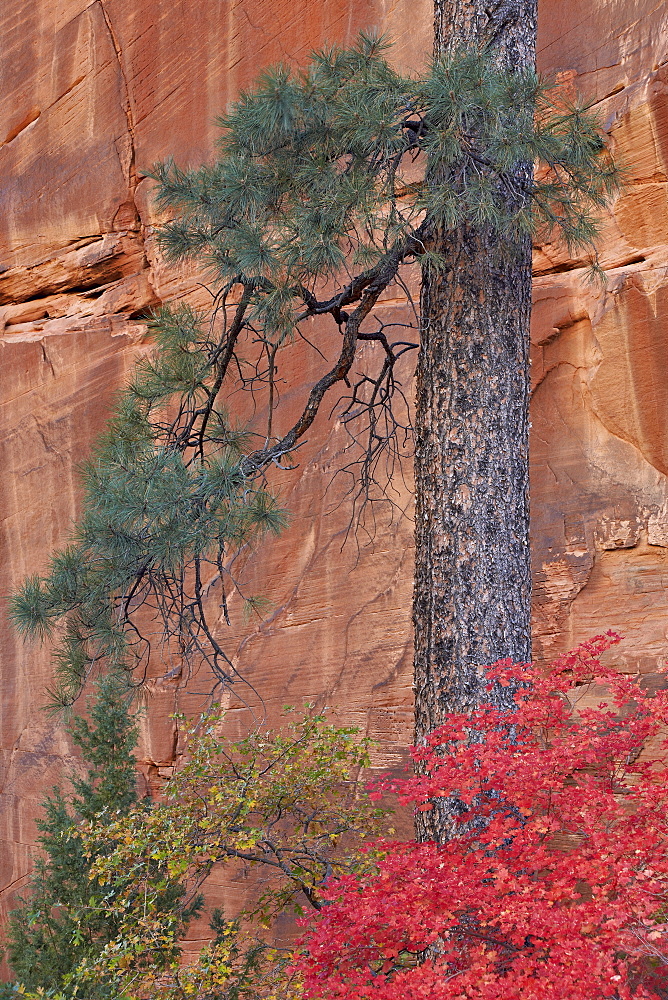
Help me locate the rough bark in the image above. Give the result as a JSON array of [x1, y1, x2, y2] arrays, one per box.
[[413, 1, 537, 765]]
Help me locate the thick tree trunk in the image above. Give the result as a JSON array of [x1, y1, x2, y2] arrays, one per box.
[[413, 1, 537, 770]]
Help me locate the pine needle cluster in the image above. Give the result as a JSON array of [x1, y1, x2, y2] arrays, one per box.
[[154, 34, 617, 285]]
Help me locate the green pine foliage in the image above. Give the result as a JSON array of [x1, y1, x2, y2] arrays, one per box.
[[0, 677, 200, 999], [8, 305, 287, 707], [153, 36, 617, 281], [9, 35, 619, 709]]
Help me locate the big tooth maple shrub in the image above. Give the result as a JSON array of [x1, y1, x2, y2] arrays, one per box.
[[297, 633, 668, 999]]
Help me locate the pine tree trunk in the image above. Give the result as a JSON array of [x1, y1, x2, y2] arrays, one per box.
[[413, 1, 537, 769]]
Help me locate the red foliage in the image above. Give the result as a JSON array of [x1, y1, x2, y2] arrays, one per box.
[[297, 634, 668, 999]]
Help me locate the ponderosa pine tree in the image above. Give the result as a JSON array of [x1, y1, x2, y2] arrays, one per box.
[[413, 2, 539, 839], [9, 35, 617, 724]]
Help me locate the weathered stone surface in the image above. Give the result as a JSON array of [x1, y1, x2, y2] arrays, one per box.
[[2, 0, 668, 958], [529, 3, 668, 669]]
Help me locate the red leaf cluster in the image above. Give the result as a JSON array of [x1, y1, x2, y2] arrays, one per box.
[[297, 634, 668, 999]]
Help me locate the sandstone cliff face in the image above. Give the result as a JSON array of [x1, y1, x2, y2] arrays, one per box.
[[1, 0, 668, 934], [532, 3, 668, 667]]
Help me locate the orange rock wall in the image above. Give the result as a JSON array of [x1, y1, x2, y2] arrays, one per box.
[[2, 0, 668, 935]]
